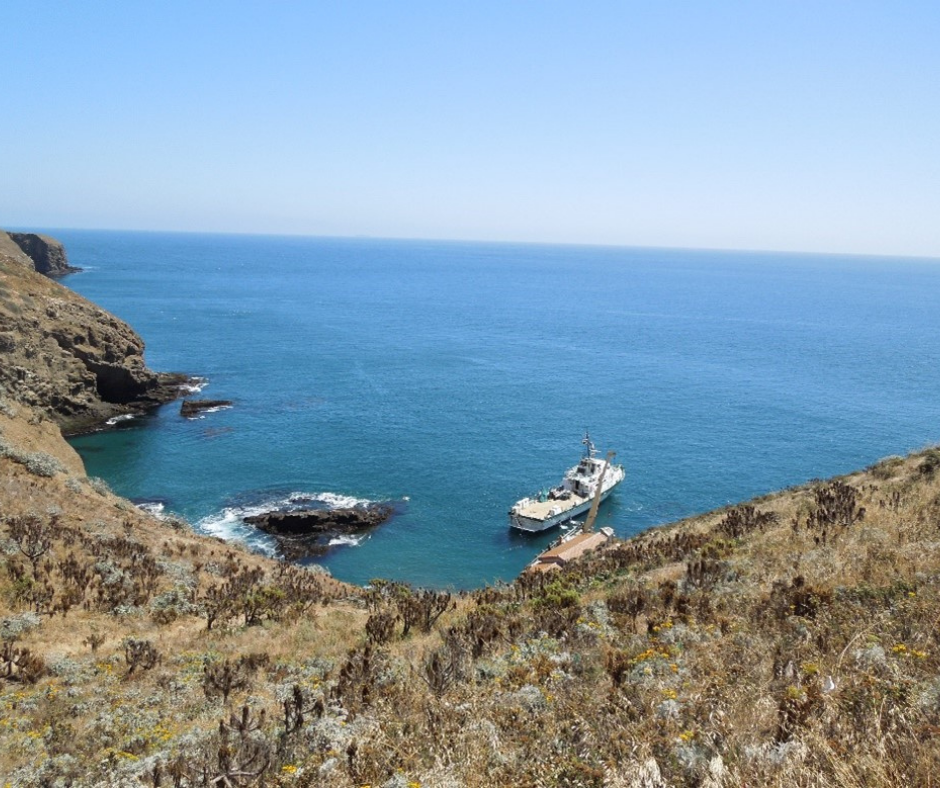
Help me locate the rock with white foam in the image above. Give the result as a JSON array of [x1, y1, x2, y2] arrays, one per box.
[[245, 504, 394, 560]]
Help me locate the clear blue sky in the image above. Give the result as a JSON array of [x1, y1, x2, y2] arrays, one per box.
[[3, 1, 939, 256]]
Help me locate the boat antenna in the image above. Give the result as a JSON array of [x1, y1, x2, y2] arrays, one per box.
[[583, 450, 615, 533], [582, 431, 596, 458]]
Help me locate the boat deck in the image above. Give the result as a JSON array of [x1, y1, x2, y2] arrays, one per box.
[[516, 493, 590, 521]]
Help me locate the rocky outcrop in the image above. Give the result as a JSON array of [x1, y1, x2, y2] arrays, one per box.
[[246, 505, 394, 559], [246, 506, 393, 535], [180, 399, 233, 417], [0, 229, 190, 433], [9, 232, 80, 276]]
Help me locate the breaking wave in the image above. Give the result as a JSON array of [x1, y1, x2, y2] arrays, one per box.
[[287, 491, 373, 509], [195, 490, 383, 553], [183, 403, 232, 420], [180, 377, 208, 395], [328, 534, 365, 547], [106, 413, 136, 426], [196, 502, 279, 555], [135, 501, 165, 518]]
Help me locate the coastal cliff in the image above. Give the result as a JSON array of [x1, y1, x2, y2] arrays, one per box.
[[7, 232, 79, 276], [0, 229, 188, 433]]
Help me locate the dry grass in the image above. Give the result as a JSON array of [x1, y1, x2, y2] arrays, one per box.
[[2, 436, 940, 786]]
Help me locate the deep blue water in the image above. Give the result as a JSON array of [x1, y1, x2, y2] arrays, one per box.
[[50, 230, 940, 588]]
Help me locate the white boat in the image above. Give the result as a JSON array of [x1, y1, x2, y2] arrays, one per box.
[[509, 434, 626, 532]]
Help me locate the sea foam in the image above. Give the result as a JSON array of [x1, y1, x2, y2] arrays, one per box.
[[196, 490, 378, 552], [180, 377, 209, 395], [135, 501, 165, 518], [328, 535, 365, 547]]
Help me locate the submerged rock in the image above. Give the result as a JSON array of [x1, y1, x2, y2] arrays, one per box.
[[245, 504, 394, 560], [180, 399, 233, 417]]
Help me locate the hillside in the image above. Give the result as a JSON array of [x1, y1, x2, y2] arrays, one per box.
[[1, 234, 939, 787]]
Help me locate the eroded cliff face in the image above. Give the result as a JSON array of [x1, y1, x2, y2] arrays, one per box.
[[8, 232, 79, 276], [0, 230, 187, 433]]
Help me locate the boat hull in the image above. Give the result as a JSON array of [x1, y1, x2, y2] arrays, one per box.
[[510, 481, 620, 533]]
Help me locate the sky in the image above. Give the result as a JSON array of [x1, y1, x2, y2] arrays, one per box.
[[3, 1, 940, 256]]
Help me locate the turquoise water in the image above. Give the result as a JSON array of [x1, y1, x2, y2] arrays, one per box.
[[55, 230, 940, 588]]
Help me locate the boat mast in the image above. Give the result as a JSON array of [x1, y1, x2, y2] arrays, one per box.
[[582, 431, 596, 458], [583, 450, 614, 534]]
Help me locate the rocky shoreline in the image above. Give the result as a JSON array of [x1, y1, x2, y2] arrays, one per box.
[[0, 229, 193, 433], [0, 229, 380, 561]]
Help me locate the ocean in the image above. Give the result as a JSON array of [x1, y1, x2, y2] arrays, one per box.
[[54, 230, 940, 589]]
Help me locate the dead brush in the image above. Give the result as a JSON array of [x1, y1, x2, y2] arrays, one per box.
[[5, 511, 54, 579], [331, 643, 389, 718], [150, 708, 272, 788], [203, 654, 269, 705], [452, 602, 518, 658], [761, 575, 834, 621], [7, 561, 56, 615], [715, 504, 777, 540], [272, 561, 325, 616], [417, 644, 463, 696], [657, 580, 695, 624], [807, 480, 866, 544], [83, 629, 105, 653], [604, 647, 633, 688], [603, 531, 713, 573], [55, 551, 92, 613], [684, 557, 728, 590], [371, 583, 454, 637], [213, 706, 272, 787], [200, 581, 234, 630], [123, 637, 160, 676], [607, 585, 649, 633], [279, 683, 325, 744], [0, 641, 45, 683], [365, 607, 397, 644]]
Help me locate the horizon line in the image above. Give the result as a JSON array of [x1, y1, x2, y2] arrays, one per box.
[[6, 223, 940, 265]]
